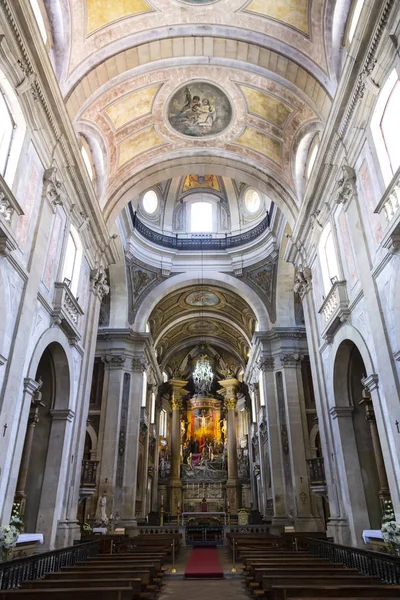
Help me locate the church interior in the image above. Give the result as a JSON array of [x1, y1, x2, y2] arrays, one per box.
[[1, 0, 400, 596]]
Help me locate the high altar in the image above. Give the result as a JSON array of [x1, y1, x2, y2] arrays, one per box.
[[157, 357, 251, 522]]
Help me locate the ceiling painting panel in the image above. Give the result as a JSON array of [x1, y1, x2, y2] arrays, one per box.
[[86, 0, 153, 35], [239, 85, 293, 128], [244, 0, 310, 35], [118, 126, 166, 167], [182, 175, 221, 192], [234, 127, 282, 164], [104, 84, 162, 131]]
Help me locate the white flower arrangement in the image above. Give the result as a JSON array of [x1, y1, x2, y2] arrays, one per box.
[[381, 521, 400, 545], [10, 503, 24, 532], [0, 525, 19, 552]]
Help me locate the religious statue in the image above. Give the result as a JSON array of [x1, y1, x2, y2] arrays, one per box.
[[99, 491, 108, 524], [196, 409, 211, 431], [201, 497, 208, 512]]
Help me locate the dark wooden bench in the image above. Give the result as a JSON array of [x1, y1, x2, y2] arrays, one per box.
[[0, 588, 133, 600], [268, 584, 400, 599], [22, 578, 142, 595]]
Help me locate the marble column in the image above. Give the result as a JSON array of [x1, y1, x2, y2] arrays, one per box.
[[169, 379, 187, 517], [329, 405, 370, 545], [219, 378, 241, 513], [14, 380, 42, 515], [259, 359, 287, 523], [279, 354, 317, 530], [122, 357, 147, 528], [360, 379, 390, 506]]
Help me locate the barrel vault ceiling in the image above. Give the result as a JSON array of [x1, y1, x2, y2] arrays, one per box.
[[48, 0, 345, 224]]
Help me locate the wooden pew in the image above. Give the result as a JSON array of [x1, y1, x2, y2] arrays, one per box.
[[45, 569, 152, 588], [22, 578, 143, 596], [267, 584, 400, 599], [0, 588, 133, 600]]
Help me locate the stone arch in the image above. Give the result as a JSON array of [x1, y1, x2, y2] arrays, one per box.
[[27, 327, 74, 407], [132, 272, 271, 333], [104, 155, 299, 228], [85, 423, 98, 460]]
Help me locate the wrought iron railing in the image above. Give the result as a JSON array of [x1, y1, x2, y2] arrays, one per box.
[[0, 540, 99, 589], [80, 460, 99, 487], [307, 457, 326, 485], [308, 538, 400, 584], [129, 205, 272, 251]]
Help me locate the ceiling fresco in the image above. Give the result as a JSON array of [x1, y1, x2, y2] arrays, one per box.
[[167, 83, 233, 138], [49, 0, 343, 224]]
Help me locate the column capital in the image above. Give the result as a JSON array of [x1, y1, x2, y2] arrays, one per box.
[[23, 377, 39, 397], [224, 397, 237, 410], [90, 264, 110, 300], [131, 357, 148, 372], [102, 354, 126, 370], [257, 356, 275, 372], [218, 377, 239, 401], [50, 408, 75, 422], [170, 379, 188, 409], [279, 353, 303, 368], [171, 397, 183, 410], [293, 265, 312, 299], [361, 373, 379, 392], [329, 406, 354, 420]]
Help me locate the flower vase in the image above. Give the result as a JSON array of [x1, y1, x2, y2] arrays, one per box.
[[0, 548, 11, 563]]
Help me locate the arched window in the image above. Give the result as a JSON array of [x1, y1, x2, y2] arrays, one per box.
[[190, 201, 213, 232], [81, 145, 94, 181], [62, 225, 83, 296], [371, 70, 400, 185], [305, 135, 319, 179], [0, 69, 26, 185], [319, 224, 340, 294], [30, 0, 48, 45], [159, 409, 167, 438], [348, 0, 365, 44]]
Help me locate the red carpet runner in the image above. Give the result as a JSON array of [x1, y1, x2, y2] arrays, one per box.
[[184, 547, 224, 579]]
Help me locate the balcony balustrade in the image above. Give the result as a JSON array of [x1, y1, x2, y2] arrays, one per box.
[[318, 281, 350, 342], [375, 168, 400, 253], [0, 177, 24, 256], [52, 282, 83, 344], [80, 460, 99, 487]]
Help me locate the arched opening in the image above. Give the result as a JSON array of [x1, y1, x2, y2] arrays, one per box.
[[15, 342, 71, 542], [333, 340, 386, 535]]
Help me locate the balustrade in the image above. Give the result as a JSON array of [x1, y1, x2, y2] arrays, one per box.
[[52, 282, 83, 344], [0, 541, 99, 589], [80, 460, 99, 487], [308, 538, 400, 584], [375, 170, 400, 228], [318, 281, 350, 342], [307, 457, 326, 485]]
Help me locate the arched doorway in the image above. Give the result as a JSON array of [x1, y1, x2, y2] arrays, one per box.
[[15, 342, 71, 539], [333, 340, 387, 539]]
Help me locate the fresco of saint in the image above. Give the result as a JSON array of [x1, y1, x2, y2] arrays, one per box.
[[168, 82, 232, 138]]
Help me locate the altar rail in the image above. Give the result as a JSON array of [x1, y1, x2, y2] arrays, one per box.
[[227, 525, 270, 534], [0, 540, 99, 590], [137, 527, 180, 535], [308, 538, 400, 584]]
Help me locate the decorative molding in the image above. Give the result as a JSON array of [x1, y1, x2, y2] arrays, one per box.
[[125, 253, 169, 324], [234, 258, 277, 322], [49, 409, 75, 422], [394, 351, 400, 362], [293, 264, 312, 299], [90, 265, 110, 301], [23, 377, 39, 396], [361, 373, 379, 393], [331, 166, 357, 206], [43, 167, 68, 209], [0, 354, 6, 366], [329, 406, 354, 419]]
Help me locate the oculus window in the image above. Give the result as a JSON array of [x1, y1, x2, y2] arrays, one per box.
[[142, 190, 159, 215], [244, 189, 261, 214]]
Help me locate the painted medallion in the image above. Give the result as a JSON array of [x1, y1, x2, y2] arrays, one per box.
[[185, 291, 220, 306], [178, 0, 218, 4], [168, 82, 232, 138]]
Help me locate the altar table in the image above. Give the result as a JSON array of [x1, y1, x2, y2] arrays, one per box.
[[181, 511, 226, 526]]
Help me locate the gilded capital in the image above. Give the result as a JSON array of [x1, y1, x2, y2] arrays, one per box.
[[224, 397, 237, 410], [171, 397, 183, 410]]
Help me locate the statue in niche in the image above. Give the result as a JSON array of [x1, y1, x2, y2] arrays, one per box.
[[99, 491, 108, 525]]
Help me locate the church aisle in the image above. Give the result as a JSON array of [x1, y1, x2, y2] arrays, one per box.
[[159, 578, 249, 600]]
